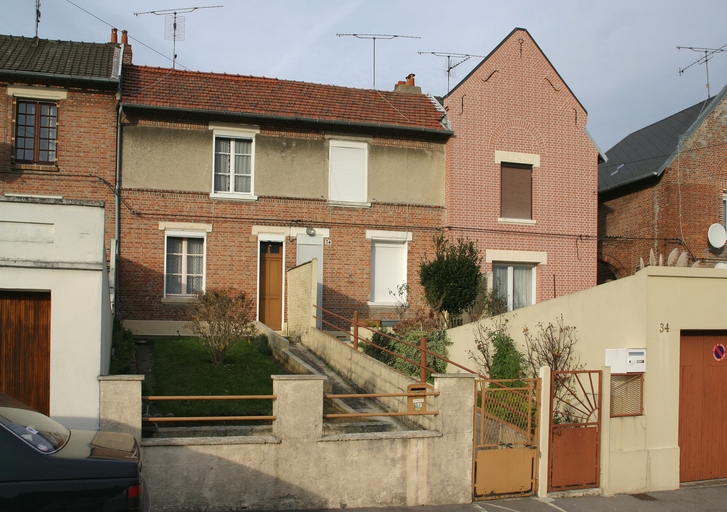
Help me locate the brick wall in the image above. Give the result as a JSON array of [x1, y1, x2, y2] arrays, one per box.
[[0, 82, 119, 263], [443, 29, 599, 301], [599, 98, 727, 276]]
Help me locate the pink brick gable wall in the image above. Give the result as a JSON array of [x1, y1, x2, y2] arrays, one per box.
[[443, 29, 598, 302], [599, 96, 727, 276]]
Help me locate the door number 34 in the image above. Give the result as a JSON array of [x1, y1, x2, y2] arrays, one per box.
[[659, 323, 670, 333]]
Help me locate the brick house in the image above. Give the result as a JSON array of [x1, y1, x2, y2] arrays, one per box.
[[117, 65, 451, 334], [0, 34, 122, 424], [598, 83, 727, 281], [0, 34, 122, 260], [443, 28, 601, 311]]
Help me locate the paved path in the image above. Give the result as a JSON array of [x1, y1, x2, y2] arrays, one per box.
[[272, 480, 727, 512]]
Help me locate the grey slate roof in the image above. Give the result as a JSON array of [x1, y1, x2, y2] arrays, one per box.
[[598, 83, 727, 193], [0, 35, 121, 81]]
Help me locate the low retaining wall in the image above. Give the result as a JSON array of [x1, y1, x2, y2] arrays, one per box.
[[301, 328, 437, 430], [137, 374, 474, 510]]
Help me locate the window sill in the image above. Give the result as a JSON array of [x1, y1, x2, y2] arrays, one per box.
[[9, 164, 59, 173], [161, 296, 195, 305], [210, 192, 258, 202], [328, 200, 371, 209], [367, 301, 397, 308], [498, 217, 536, 225]]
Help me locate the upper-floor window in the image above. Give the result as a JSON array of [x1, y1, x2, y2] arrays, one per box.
[[500, 163, 532, 220], [15, 101, 57, 164], [210, 124, 258, 199], [329, 140, 368, 204]]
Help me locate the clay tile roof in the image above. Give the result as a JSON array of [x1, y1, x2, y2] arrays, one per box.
[[121, 65, 450, 133], [0, 35, 121, 80]]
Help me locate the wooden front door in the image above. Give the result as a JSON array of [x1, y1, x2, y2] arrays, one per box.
[[679, 330, 727, 482], [0, 291, 51, 414], [259, 241, 283, 330]]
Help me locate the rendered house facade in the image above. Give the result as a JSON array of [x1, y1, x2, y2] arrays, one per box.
[[443, 28, 601, 311], [598, 84, 727, 280]]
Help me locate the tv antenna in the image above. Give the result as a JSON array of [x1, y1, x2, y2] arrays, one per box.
[[677, 43, 727, 98], [337, 33, 420, 89], [134, 5, 223, 69], [35, 0, 41, 39], [419, 52, 484, 94]]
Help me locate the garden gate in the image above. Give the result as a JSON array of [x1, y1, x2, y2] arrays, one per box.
[[548, 370, 602, 492], [473, 378, 540, 500]]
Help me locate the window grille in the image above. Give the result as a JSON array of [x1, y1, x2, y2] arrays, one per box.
[[610, 373, 643, 417]]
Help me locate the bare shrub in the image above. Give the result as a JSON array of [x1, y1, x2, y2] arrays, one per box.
[[188, 287, 258, 365]]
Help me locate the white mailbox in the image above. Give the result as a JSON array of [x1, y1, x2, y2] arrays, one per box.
[[605, 348, 646, 373]]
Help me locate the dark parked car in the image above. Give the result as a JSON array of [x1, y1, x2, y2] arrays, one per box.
[[0, 392, 149, 511]]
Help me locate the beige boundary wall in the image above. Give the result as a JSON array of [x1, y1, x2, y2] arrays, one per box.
[[447, 266, 727, 495], [100, 374, 475, 510]]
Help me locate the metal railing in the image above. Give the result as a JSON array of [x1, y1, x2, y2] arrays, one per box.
[[141, 395, 276, 423], [314, 305, 482, 383]]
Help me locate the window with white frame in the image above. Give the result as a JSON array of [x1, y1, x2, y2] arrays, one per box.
[[367, 231, 410, 305], [210, 125, 258, 198], [165, 233, 205, 297], [492, 263, 534, 311], [329, 139, 368, 204]]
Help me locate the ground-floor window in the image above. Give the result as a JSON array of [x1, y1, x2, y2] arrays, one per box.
[[492, 263, 534, 311], [366, 230, 411, 305], [165, 234, 205, 297]]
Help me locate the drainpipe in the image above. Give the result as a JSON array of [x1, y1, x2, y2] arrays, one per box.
[[114, 99, 123, 316]]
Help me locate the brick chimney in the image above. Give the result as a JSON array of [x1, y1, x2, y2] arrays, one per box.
[[394, 73, 422, 94], [121, 30, 132, 65]]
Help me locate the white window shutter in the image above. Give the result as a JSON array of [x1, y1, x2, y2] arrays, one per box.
[[330, 143, 367, 203]]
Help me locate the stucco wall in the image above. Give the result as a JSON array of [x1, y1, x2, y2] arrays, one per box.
[[137, 374, 474, 510], [286, 259, 317, 337], [447, 267, 727, 494], [121, 124, 445, 206], [0, 198, 109, 430]]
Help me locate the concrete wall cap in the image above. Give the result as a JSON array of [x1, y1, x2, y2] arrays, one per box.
[[98, 375, 145, 381], [320, 430, 442, 442], [142, 435, 280, 447], [272, 374, 326, 381]]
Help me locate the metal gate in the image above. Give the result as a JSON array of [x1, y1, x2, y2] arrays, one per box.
[[548, 370, 601, 492], [473, 378, 540, 500]]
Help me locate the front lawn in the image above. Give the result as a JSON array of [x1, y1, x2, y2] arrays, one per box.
[[142, 336, 287, 419]]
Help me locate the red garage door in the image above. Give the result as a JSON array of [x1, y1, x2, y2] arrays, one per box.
[[0, 291, 51, 414], [679, 330, 727, 482]]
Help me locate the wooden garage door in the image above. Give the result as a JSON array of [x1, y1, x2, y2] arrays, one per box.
[[0, 291, 51, 414], [679, 330, 727, 482]]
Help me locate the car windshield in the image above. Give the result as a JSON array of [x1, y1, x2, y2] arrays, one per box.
[[0, 406, 70, 453]]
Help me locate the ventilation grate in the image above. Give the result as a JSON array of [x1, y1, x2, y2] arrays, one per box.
[[611, 373, 644, 417]]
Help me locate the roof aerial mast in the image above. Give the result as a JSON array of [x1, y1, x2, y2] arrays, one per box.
[[134, 5, 223, 69], [337, 33, 420, 89], [677, 43, 727, 99], [418, 52, 484, 94]]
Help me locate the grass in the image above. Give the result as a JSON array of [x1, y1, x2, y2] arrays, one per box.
[[144, 335, 287, 419]]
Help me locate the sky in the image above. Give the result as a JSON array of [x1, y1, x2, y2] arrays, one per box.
[[2, 0, 727, 151]]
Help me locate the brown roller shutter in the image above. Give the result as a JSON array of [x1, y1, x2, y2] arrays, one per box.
[[501, 164, 532, 220]]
